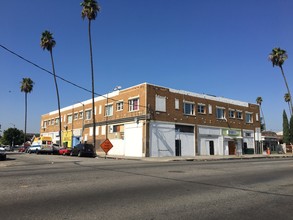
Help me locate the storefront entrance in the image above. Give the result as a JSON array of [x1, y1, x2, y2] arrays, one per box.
[[228, 141, 235, 155]]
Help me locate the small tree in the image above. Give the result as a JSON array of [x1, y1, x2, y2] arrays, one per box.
[[1, 128, 24, 146], [283, 110, 290, 144], [289, 115, 293, 144]]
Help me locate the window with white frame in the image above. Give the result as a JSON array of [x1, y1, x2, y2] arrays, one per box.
[[105, 104, 113, 116], [55, 118, 59, 125], [155, 95, 166, 112], [74, 113, 78, 120], [116, 101, 123, 111], [197, 104, 206, 114], [67, 115, 72, 124], [256, 113, 259, 121], [229, 109, 235, 118], [129, 98, 139, 112], [175, 99, 180, 110], [184, 102, 195, 115], [43, 121, 47, 128], [85, 109, 92, 120], [246, 112, 253, 123], [236, 111, 243, 119], [51, 119, 55, 125], [216, 107, 225, 119]]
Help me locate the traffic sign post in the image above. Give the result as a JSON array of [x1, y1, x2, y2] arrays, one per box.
[[100, 138, 113, 158]]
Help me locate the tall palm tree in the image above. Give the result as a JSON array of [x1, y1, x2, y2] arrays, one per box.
[[284, 93, 292, 117], [40, 30, 62, 147], [269, 48, 293, 115], [81, 0, 100, 149], [256, 96, 266, 131], [20, 77, 34, 144]]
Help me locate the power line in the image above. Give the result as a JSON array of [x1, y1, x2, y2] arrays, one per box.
[[0, 43, 147, 109]]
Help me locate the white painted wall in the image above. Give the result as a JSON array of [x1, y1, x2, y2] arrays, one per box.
[[124, 122, 143, 157], [150, 122, 195, 157]]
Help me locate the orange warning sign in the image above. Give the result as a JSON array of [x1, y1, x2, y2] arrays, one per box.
[[100, 139, 113, 154]]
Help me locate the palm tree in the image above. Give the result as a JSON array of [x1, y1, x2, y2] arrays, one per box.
[[284, 93, 292, 117], [269, 48, 293, 115], [81, 0, 100, 149], [40, 30, 62, 147], [20, 78, 34, 144], [256, 96, 266, 131]]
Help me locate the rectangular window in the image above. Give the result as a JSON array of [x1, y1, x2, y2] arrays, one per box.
[[208, 104, 212, 114], [155, 95, 166, 112], [229, 109, 235, 118], [197, 104, 206, 114], [85, 110, 92, 120], [67, 115, 72, 124], [129, 98, 139, 112], [43, 121, 47, 128], [256, 113, 259, 122], [105, 104, 113, 116], [246, 112, 253, 123], [216, 107, 225, 119], [51, 119, 55, 125], [74, 113, 78, 120], [184, 102, 195, 115], [55, 118, 59, 125], [236, 111, 243, 119], [175, 99, 180, 110], [116, 101, 124, 111], [48, 120, 51, 126], [79, 111, 83, 119]]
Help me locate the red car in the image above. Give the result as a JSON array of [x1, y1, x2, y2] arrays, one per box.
[[59, 147, 72, 156], [19, 146, 28, 153]]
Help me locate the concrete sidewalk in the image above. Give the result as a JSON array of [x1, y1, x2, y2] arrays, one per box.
[[99, 153, 293, 162]]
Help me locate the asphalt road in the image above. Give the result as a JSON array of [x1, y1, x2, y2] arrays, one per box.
[[1, 153, 293, 220]]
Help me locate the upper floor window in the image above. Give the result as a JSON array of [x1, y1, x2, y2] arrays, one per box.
[[51, 119, 55, 125], [184, 102, 195, 115], [216, 107, 225, 119], [55, 118, 59, 125], [67, 115, 72, 124], [175, 98, 180, 110], [155, 95, 166, 112], [246, 112, 253, 123], [79, 111, 83, 119], [229, 109, 235, 118], [236, 111, 243, 119], [197, 104, 206, 114], [85, 109, 92, 120], [74, 113, 78, 120], [116, 101, 123, 111], [105, 104, 113, 116], [129, 98, 139, 112]]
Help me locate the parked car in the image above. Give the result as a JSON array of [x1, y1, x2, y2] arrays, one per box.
[[59, 147, 72, 156], [19, 146, 29, 153], [70, 143, 96, 157], [28, 145, 41, 154], [0, 147, 6, 160]]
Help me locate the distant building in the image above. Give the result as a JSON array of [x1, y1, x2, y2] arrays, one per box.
[[40, 83, 261, 157]]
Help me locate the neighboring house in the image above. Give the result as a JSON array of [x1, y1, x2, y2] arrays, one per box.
[[40, 83, 261, 157]]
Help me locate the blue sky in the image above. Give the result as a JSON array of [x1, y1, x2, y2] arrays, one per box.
[[0, 0, 292, 133]]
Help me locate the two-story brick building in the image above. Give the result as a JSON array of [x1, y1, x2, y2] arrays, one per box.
[[40, 83, 261, 157]]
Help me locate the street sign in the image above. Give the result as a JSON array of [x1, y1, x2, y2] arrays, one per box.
[[100, 138, 113, 154]]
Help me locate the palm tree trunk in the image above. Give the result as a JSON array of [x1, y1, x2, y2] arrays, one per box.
[[24, 92, 27, 144], [88, 19, 96, 149], [50, 50, 62, 147], [280, 66, 293, 116], [260, 106, 266, 130]]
